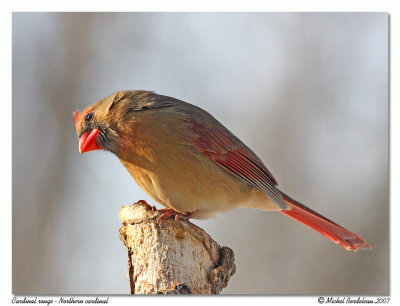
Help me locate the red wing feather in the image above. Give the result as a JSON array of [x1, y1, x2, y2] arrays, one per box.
[[190, 123, 287, 209]]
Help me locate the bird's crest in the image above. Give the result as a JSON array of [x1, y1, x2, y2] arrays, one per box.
[[73, 109, 81, 126]]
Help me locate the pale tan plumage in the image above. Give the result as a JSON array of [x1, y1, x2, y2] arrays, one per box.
[[75, 90, 279, 219], [74, 90, 370, 250]]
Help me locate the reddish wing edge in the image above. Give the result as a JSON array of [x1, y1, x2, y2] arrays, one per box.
[[189, 122, 287, 210], [187, 120, 370, 251], [281, 192, 371, 251]]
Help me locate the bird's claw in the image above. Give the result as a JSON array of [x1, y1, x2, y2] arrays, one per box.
[[157, 209, 197, 223], [135, 200, 156, 211]]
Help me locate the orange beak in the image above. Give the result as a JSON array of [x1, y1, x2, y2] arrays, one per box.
[[79, 129, 100, 153]]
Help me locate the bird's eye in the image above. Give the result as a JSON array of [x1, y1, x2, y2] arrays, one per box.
[[86, 113, 93, 122]]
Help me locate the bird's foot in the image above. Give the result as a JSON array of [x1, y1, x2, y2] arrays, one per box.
[[157, 208, 200, 223], [135, 200, 156, 211]]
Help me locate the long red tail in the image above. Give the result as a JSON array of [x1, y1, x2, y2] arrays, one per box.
[[280, 193, 371, 251]]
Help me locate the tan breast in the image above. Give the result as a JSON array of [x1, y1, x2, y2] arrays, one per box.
[[115, 110, 279, 218]]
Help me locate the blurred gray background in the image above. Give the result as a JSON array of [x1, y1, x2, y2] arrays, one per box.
[[12, 13, 388, 295]]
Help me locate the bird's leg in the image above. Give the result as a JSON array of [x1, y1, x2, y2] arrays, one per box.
[[157, 208, 175, 223], [157, 208, 200, 223]]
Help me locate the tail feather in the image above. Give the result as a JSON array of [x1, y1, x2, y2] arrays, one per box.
[[280, 193, 371, 251]]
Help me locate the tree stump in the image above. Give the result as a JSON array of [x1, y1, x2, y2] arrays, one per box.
[[119, 201, 236, 294]]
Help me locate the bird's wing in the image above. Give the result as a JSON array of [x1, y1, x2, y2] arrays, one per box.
[[189, 122, 287, 210]]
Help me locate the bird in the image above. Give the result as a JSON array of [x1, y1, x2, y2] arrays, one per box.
[[73, 90, 370, 251]]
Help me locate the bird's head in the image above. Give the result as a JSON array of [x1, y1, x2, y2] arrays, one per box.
[[73, 91, 128, 155], [74, 90, 180, 157]]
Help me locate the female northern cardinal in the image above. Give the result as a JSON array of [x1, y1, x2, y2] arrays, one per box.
[[74, 90, 370, 251]]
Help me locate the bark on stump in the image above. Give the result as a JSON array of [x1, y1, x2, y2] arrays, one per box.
[[119, 201, 236, 294]]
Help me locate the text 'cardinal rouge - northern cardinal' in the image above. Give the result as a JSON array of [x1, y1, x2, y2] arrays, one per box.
[[73, 90, 370, 251]]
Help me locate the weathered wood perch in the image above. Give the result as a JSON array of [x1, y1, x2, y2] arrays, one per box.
[[119, 201, 236, 294]]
